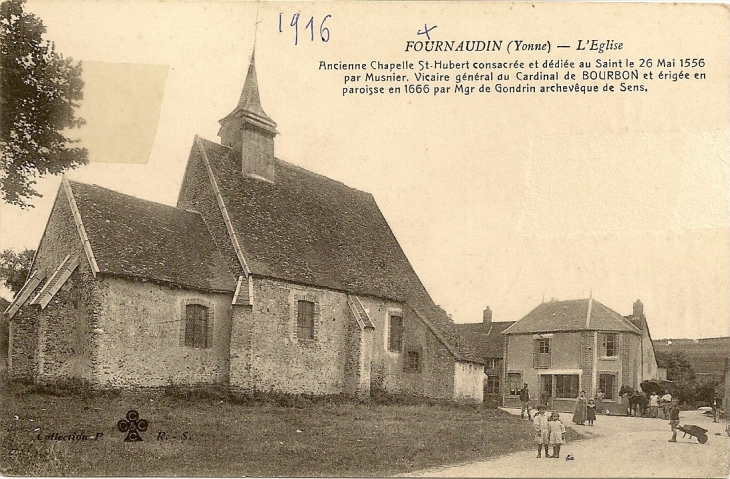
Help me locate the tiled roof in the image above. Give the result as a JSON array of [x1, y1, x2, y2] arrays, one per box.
[[194, 138, 482, 363], [454, 321, 515, 359], [68, 181, 235, 293], [503, 298, 641, 335]]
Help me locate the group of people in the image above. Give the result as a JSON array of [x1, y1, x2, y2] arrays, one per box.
[[519, 383, 681, 451], [532, 404, 566, 458], [648, 390, 673, 419], [571, 390, 598, 426]]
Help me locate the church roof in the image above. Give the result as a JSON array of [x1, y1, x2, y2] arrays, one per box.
[[189, 138, 482, 363], [68, 180, 235, 293], [454, 321, 515, 359], [502, 298, 641, 335]]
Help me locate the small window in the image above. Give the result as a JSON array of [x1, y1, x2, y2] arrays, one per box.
[[555, 374, 579, 399], [507, 372, 522, 396], [486, 375, 500, 395], [602, 333, 618, 357], [297, 300, 315, 340], [486, 358, 499, 370], [388, 314, 403, 352], [185, 304, 209, 348], [404, 351, 420, 371], [538, 339, 550, 353]]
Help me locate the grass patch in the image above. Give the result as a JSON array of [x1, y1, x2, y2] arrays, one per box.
[[0, 382, 584, 476]]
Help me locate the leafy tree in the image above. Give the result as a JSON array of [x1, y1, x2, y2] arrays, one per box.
[[657, 350, 700, 405], [0, 248, 34, 295], [0, 0, 87, 208], [656, 350, 694, 380]]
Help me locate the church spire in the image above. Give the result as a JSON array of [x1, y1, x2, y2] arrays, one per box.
[[218, 50, 277, 182], [233, 52, 277, 131]]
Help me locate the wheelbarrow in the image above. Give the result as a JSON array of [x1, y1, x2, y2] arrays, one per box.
[[677, 424, 708, 444]]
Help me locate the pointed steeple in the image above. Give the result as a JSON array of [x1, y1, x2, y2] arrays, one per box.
[[235, 55, 275, 126], [220, 51, 277, 136], [218, 50, 277, 182]]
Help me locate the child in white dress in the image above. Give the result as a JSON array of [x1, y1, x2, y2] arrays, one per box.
[[548, 412, 566, 458]]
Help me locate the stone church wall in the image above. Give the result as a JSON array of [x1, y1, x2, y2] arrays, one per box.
[[230, 276, 351, 394], [228, 276, 457, 398], [94, 276, 233, 387], [9, 186, 98, 383]]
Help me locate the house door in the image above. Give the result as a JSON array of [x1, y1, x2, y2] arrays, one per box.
[[540, 374, 553, 408]]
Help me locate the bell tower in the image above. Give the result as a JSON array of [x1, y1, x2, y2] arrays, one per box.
[[218, 52, 278, 182]]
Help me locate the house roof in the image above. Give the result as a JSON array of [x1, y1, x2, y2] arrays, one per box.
[[503, 298, 641, 335], [67, 180, 235, 293], [454, 321, 516, 359], [190, 138, 482, 363]]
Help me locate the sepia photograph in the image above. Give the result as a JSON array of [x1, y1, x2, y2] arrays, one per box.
[[0, 1, 728, 476]]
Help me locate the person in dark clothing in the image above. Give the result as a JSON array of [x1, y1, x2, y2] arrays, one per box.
[[520, 383, 531, 419], [668, 398, 680, 442]]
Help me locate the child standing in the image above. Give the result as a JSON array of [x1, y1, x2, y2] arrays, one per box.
[[533, 404, 550, 458], [548, 412, 566, 458], [587, 398, 597, 426]]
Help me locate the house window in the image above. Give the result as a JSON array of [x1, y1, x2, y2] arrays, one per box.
[[507, 372, 522, 396], [297, 300, 315, 340], [555, 374, 579, 399], [599, 373, 616, 400], [404, 351, 420, 371], [601, 333, 618, 357], [533, 338, 551, 368], [388, 314, 403, 352], [486, 375, 500, 395], [486, 358, 499, 370], [185, 304, 209, 348]]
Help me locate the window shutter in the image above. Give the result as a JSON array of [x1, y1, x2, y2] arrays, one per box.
[[533, 339, 539, 368], [206, 307, 214, 348], [179, 305, 187, 347], [184, 307, 194, 347]]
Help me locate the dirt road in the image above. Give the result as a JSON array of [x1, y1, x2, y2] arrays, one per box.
[[404, 408, 730, 478]]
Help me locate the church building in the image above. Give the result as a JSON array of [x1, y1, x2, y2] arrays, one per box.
[[5, 55, 484, 401]]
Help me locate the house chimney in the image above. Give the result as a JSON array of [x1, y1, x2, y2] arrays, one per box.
[[218, 51, 278, 182], [633, 299, 644, 318], [483, 306, 492, 328]]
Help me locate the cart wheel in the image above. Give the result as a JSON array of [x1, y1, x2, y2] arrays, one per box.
[[697, 433, 708, 444]]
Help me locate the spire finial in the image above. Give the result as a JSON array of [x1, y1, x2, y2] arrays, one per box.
[[253, 1, 262, 52]]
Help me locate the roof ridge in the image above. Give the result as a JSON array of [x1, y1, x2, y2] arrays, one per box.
[[68, 180, 204, 219]]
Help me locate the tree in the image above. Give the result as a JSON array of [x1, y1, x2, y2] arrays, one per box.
[[657, 350, 699, 405], [0, 0, 87, 208], [0, 248, 34, 295]]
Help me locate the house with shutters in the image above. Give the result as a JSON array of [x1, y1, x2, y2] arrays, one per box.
[[4, 54, 485, 401], [454, 306, 514, 406], [502, 298, 659, 413]]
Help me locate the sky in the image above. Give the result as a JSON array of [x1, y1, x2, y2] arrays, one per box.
[[1, 1, 728, 340]]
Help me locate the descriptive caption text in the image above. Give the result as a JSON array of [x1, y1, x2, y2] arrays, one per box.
[[322, 55, 706, 97], [276, 16, 708, 98]]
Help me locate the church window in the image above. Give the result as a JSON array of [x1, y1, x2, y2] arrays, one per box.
[[185, 304, 210, 348], [297, 300, 315, 340], [388, 314, 403, 352], [404, 350, 420, 371]]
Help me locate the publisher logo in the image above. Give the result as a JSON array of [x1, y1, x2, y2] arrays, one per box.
[[117, 410, 148, 442]]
